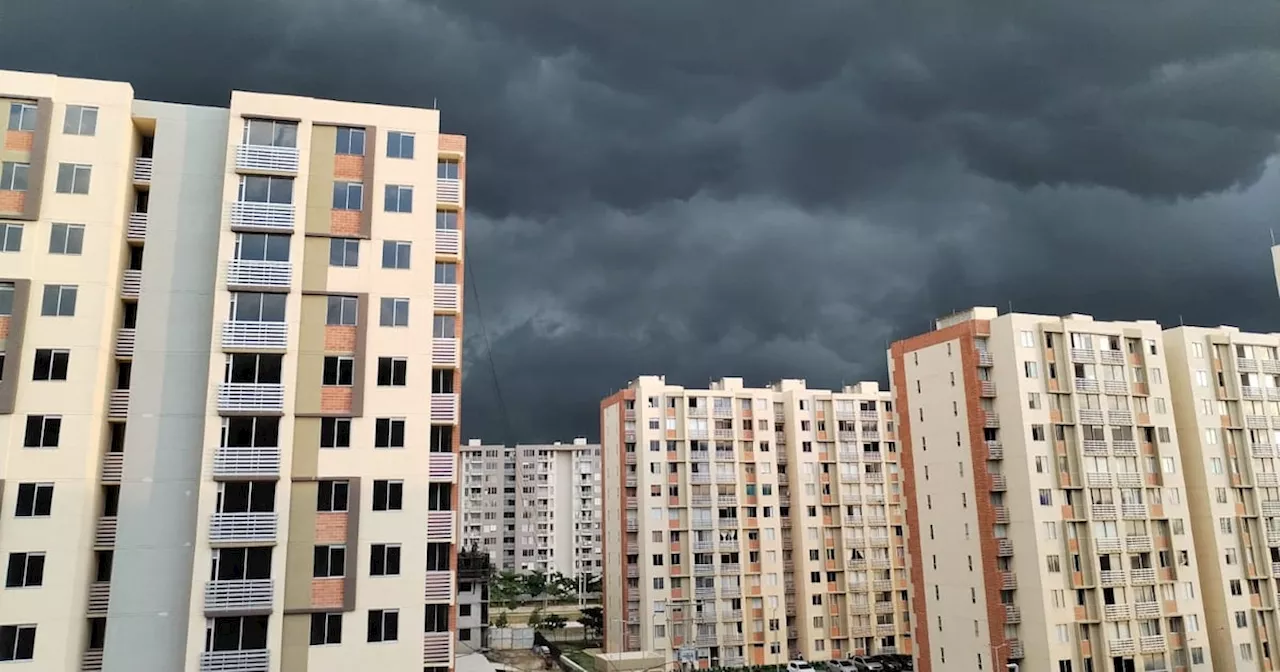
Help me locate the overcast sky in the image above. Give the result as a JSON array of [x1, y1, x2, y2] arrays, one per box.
[[5, 1, 1280, 443]]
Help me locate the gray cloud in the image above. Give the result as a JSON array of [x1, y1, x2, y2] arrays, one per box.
[[5, 0, 1280, 442]]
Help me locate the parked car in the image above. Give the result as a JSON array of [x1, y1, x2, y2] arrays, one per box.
[[787, 661, 815, 672], [848, 657, 884, 672], [829, 660, 860, 672]]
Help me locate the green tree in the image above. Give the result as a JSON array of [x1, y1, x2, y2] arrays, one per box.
[[527, 606, 544, 629], [523, 571, 548, 598], [493, 611, 509, 628], [541, 613, 567, 633], [578, 606, 604, 639]]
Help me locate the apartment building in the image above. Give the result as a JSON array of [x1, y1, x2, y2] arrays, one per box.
[[456, 548, 493, 654], [891, 307, 1210, 672], [600, 376, 912, 668], [0, 70, 466, 672], [461, 438, 603, 577], [1165, 325, 1280, 671]]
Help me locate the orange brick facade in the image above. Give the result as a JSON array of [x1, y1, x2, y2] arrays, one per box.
[[329, 210, 361, 236], [0, 316, 9, 340], [333, 154, 364, 180], [314, 511, 348, 544], [0, 190, 25, 215], [3, 130, 32, 151], [323, 325, 356, 352], [310, 577, 344, 609], [320, 387, 353, 413], [438, 133, 466, 153]]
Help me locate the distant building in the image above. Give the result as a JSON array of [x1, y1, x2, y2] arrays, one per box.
[[457, 548, 494, 653]]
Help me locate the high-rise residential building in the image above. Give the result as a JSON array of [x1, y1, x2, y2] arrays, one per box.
[[891, 307, 1211, 672], [600, 376, 912, 668], [461, 438, 603, 577], [0, 70, 466, 672], [1164, 325, 1280, 671]]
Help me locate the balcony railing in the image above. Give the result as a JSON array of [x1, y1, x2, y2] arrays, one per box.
[[1109, 639, 1136, 656], [429, 452, 456, 481], [229, 201, 294, 231], [213, 447, 281, 479], [209, 512, 278, 544], [217, 383, 285, 413], [235, 144, 300, 173], [435, 229, 461, 256], [108, 389, 130, 419], [199, 649, 270, 672], [127, 212, 147, 241], [205, 579, 274, 613], [82, 649, 104, 671], [437, 178, 462, 205], [424, 570, 454, 602], [432, 337, 459, 366], [434, 284, 460, 311], [101, 452, 124, 483], [115, 328, 136, 358], [427, 511, 455, 542], [226, 259, 292, 288], [423, 632, 454, 665], [95, 516, 118, 547], [88, 581, 110, 615], [222, 321, 288, 350], [431, 393, 459, 423], [122, 269, 142, 299], [133, 157, 153, 183]]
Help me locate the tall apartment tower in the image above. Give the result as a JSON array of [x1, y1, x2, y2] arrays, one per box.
[[600, 376, 912, 668], [461, 439, 603, 577], [1164, 325, 1280, 671], [891, 307, 1211, 672], [0, 71, 466, 672]]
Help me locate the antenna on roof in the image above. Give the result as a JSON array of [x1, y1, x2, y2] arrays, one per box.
[[1271, 228, 1276, 246], [1179, 315, 1185, 326], [432, 97, 438, 110]]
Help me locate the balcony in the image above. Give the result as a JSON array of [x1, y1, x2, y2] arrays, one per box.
[[101, 452, 124, 483], [424, 570, 454, 602], [437, 178, 462, 205], [986, 441, 1003, 460], [226, 259, 292, 289], [1075, 379, 1100, 393], [1100, 570, 1126, 587], [115, 328, 136, 359], [428, 453, 456, 481], [229, 201, 295, 231], [1070, 348, 1096, 363], [133, 157, 153, 183], [434, 284, 461, 311], [217, 383, 285, 413], [1085, 472, 1112, 488], [1103, 603, 1130, 621], [1095, 537, 1122, 553], [983, 412, 1000, 428], [993, 506, 1010, 524], [205, 579, 273, 613], [1244, 386, 1266, 400], [996, 539, 1014, 556], [1109, 638, 1136, 656], [1125, 535, 1153, 552], [200, 649, 270, 672], [95, 516, 118, 547], [213, 447, 280, 479], [1112, 440, 1138, 456], [1083, 440, 1109, 456], [83, 649, 104, 671], [1000, 571, 1017, 590], [1139, 635, 1165, 653], [1103, 380, 1130, 396], [121, 269, 142, 299], [431, 393, 459, 423], [977, 350, 993, 366], [108, 389, 130, 419], [222, 321, 288, 350], [979, 380, 996, 396], [435, 229, 461, 256], [1134, 601, 1160, 618], [210, 512, 277, 544], [127, 212, 147, 241], [1078, 409, 1104, 424], [427, 511, 455, 542], [719, 563, 741, 574], [235, 144, 299, 173], [1004, 605, 1020, 623], [1108, 410, 1133, 425], [989, 474, 1007, 491], [88, 581, 110, 615]]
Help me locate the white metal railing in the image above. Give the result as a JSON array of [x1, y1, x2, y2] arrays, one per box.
[[430, 393, 458, 423], [213, 447, 281, 479], [423, 632, 454, 665], [82, 649, 104, 672], [95, 516, 118, 547], [1103, 380, 1129, 395], [428, 453, 456, 481], [1139, 635, 1165, 653], [1134, 601, 1160, 618], [127, 212, 147, 240], [1083, 440, 1108, 456], [1109, 410, 1133, 425], [1113, 440, 1138, 455], [437, 178, 462, 205], [1100, 570, 1126, 586], [205, 579, 274, 612], [1244, 386, 1265, 400], [1085, 472, 1112, 488], [121, 269, 142, 299], [1259, 473, 1280, 487], [88, 581, 110, 614], [108, 389, 130, 419], [229, 201, 294, 231], [432, 338, 459, 366], [980, 380, 996, 396], [133, 157, 152, 183], [1248, 415, 1269, 429], [983, 412, 999, 427], [101, 452, 124, 482], [227, 259, 292, 288], [1078, 409, 1104, 424], [221, 321, 288, 350], [424, 570, 454, 602], [1125, 535, 1153, 552], [1075, 379, 1100, 393], [209, 512, 277, 544], [199, 649, 270, 672], [1104, 603, 1131, 620], [435, 229, 461, 256], [427, 511, 455, 542], [115, 328, 136, 358], [1071, 348, 1096, 362], [1110, 639, 1136, 656], [217, 383, 285, 413], [1100, 350, 1125, 365], [434, 284, 460, 311], [1121, 503, 1146, 519], [1095, 537, 1122, 553], [236, 145, 300, 173]]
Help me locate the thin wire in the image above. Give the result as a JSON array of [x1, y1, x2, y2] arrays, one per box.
[[466, 256, 515, 446]]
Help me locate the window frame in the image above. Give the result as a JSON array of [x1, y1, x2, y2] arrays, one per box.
[[0, 623, 36, 661], [437, 159, 459, 180], [313, 544, 347, 578], [374, 418, 406, 449], [55, 163, 92, 195], [367, 609, 399, 643], [331, 181, 363, 211], [321, 356, 355, 386], [32, 349, 70, 381], [14, 483, 53, 517], [48, 223, 84, 255], [384, 185, 413, 213], [386, 131, 415, 159], [0, 223, 21, 252], [372, 480, 404, 511], [7, 103, 37, 131], [41, 284, 77, 317], [317, 480, 350, 512], [369, 543, 402, 576], [319, 417, 352, 449], [242, 118, 299, 148], [376, 357, 408, 387], [0, 162, 30, 191], [381, 240, 411, 269], [328, 238, 360, 268], [335, 127, 366, 156], [379, 298, 409, 327], [63, 105, 99, 136], [309, 612, 342, 646], [4, 552, 45, 588], [23, 415, 61, 448], [325, 295, 359, 326]]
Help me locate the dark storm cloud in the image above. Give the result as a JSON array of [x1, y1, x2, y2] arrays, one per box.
[[5, 0, 1280, 442]]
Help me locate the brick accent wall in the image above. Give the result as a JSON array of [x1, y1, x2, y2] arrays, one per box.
[[0, 316, 9, 339], [0, 190, 25, 215], [330, 210, 361, 236], [438, 134, 466, 153], [324, 325, 356, 352], [315, 512, 348, 544], [320, 387, 353, 413], [333, 154, 364, 180], [311, 577, 344, 609], [3, 131, 32, 151]]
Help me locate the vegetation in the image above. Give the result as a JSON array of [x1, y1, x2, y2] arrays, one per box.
[[578, 606, 603, 639], [493, 611, 509, 628], [490, 569, 601, 607], [540, 613, 567, 633]]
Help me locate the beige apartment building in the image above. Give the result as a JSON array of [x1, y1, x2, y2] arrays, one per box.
[[1164, 325, 1280, 671], [891, 307, 1211, 672], [0, 70, 465, 671], [600, 376, 912, 668]]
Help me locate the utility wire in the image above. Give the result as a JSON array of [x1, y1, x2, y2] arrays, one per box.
[[466, 255, 515, 446]]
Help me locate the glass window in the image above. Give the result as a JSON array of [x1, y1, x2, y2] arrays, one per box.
[[63, 105, 98, 136], [230, 292, 287, 322], [41, 285, 77, 317], [434, 262, 458, 284], [55, 163, 92, 194], [326, 296, 359, 326], [233, 233, 289, 262], [0, 223, 22, 252], [436, 211, 458, 230], [329, 239, 359, 268], [332, 181, 363, 210], [379, 298, 409, 327], [0, 162, 29, 191], [242, 118, 298, 147], [381, 241, 411, 269], [0, 282, 14, 316], [437, 159, 459, 179], [239, 176, 294, 204], [7, 103, 37, 131], [336, 127, 366, 155], [49, 223, 84, 255], [433, 315, 456, 339], [384, 185, 413, 213], [387, 131, 415, 159]]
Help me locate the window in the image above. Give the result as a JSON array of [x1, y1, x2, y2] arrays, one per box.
[[336, 127, 366, 155], [438, 159, 460, 179], [314, 545, 346, 578], [7, 102, 36, 131], [381, 241, 411, 269], [0, 223, 20, 252], [387, 131, 415, 159], [332, 181, 363, 210], [376, 357, 407, 386], [322, 356, 354, 386], [367, 609, 399, 642], [375, 418, 406, 448], [55, 163, 92, 194], [1024, 361, 1038, 378], [41, 284, 77, 316], [317, 480, 350, 512], [320, 418, 352, 449], [310, 613, 342, 645], [384, 185, 413, 213], [23, 416, 61, 448], [329, 238, 359, 267], [1031, 425, 1045, 441], [0, 624, 36, 661], [372, 480, 403, 511], [326, 295, 359, 326], [239, 175, 294, 204], [63, 105, 98, 136], [14, 484, 53, 517], [32, 349, 70, 381], [0, 162, 29, 191], [435, 262, 458, 284], [243, 118, 298, 147], [436, 211, 458, 230], [370, 544, 402, 576], [433, 315, 456, 338], [1046, 555, 1061, 572], [48, 223, 84, 255], [230, 292, 287, 322], [379, 298, 409, 326], [0, 283, 13, 315], [5, 553, 44, 588], [1039, 489, 1052, 506]]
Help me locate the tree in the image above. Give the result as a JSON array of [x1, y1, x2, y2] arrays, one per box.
[[492, 570, 523, 609], [523, 571, 548, 598], [541, 613, 567, 633], [493, 611, 509, 628], [581, 573, 601, 593], [579, 606, 604, 640], [527, 606, 544, 629]]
